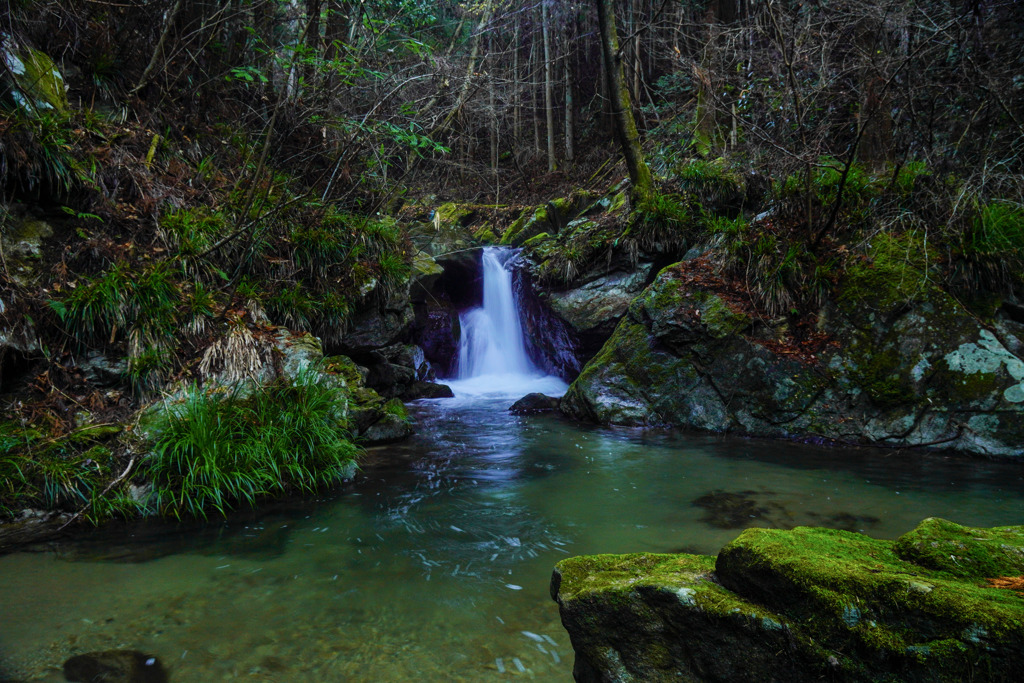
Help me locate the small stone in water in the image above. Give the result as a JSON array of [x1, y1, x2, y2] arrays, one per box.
[[63, 650, 167, 683]]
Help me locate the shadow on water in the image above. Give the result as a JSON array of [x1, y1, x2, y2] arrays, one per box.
[[42, 495, 346, 564]]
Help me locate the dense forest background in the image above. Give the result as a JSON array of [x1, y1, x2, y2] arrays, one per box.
[[2, 0, 1023, 522]]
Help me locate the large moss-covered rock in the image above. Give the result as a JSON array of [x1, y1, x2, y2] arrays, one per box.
[[551, 553, 818, 682], [553, 519, 1024, 682], [508, 185, 654, 373], [561, 248, 1024, 457]]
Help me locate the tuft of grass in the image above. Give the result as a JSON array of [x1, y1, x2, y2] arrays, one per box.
[[267, 281, 315, 331], [377, 251, 411, 293], [144, 369, 359, 519], [0, 420, 129, 520], [1, 110, 91, 196], [625, 193, 698, 257], [52, 261, 180, 346], [675, 158, 744, 205], [892, 160, 930, 197], [949, 201, 1024, 296]]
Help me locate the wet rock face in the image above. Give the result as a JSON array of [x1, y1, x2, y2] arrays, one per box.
[[561, 255, 1024, 457], [513, 266, 582, 378], [412, 304, 460, 377], [544, 267, 653, 357], [403, 381, 454, 400], [63, 650, 167, 683], [341, 288, 415, 355], [355, 410, 413, 444], [552, 519, 1024, 683]]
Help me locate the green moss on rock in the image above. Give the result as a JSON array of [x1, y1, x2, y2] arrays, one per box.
[[500, 205, 549, 246], [838, 232, 937, 315], [894, 517, 1024, 579], [472, 225, 499, 244], [554, 519, 1024, 682]]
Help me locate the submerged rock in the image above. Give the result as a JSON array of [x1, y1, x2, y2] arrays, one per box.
[[63, 649, 167, 683], [509, 393, 561, 415], [552, 518, 1024, 682]]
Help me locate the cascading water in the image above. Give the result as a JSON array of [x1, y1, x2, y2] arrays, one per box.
[[447, 247, 567, 398]]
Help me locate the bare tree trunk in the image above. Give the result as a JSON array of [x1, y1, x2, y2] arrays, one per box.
[[513, 16, 522, 150], [429, 7, 492, 135], [543, 0, 557, 172], [564, 51, 575, 162], [595, 0, 654, 201], [303, 0, 322, 93], [632, 2, 641, 104], [533, 42, 541, 159], [489, 35, 498, 169]]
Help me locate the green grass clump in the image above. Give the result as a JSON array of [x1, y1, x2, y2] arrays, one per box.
[[0, 421, 127, 521], [946, 201, 1024, 297], [160, 206, 230, 258], [145, 370, 359, 519], [675, 158, 744, 205], [892, 160, 930, 197], [52, 261, 180, 345], [626, 193, 698, 256]]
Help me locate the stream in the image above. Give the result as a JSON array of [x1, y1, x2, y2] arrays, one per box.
[[3, 400, 1024, 681], [3, 248, 1024, 681]]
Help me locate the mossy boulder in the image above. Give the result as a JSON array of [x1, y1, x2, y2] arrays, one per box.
[[502, 191, 601, 248], [562, 252, 1024, 456], [501, 205, 553, 247], [408, 202, 477, 257], [551, 553, 819, 682], [327, 353, 416, 444], [1, 215, 54, 286], [2, 40, 67, 113], [553, 519, 1024, 682], [410, 249, 444, 296]]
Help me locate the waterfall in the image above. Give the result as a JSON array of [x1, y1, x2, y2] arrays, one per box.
[[448, 247, 567, 398]]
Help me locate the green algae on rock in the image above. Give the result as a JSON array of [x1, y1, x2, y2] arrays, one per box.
[[552, 518, 1024, 682]]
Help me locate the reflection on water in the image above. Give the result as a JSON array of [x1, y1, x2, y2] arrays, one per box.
[[2, 397, 1024, 681]]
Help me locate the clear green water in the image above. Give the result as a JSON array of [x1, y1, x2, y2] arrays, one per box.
[[2, 396, 1024, 681]]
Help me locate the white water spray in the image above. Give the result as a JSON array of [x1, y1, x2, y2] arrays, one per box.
[[447, 248, 567, 398]]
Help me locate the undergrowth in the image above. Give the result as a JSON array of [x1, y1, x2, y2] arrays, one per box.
[[0, 420, 127, 522], [144, 369, 359, 519]]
